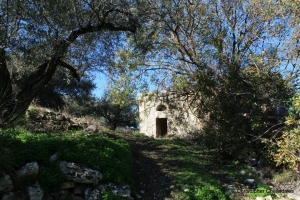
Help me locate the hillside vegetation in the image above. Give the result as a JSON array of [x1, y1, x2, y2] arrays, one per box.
[[0, 107, 299, 200]]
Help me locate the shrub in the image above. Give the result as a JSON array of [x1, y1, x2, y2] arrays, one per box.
[[201, 68, 292, 161], [27, 107, 39, 120], [269, 95, 300, 171], [273, 170, 294, 183]]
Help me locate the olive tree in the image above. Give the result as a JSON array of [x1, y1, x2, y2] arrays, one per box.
[[95, 93, 138, 130], [0, 0, 142, 127]]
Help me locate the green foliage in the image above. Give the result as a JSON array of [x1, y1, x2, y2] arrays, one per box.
[[269, 94, 300, 171], [105, 0, 297, 167], [191, 183, 227, 200], [14, 68, 97, 114], [172, 75, 191, 91], [38, 162, 66, 191], [0, 0, 139, 128], [134, 133, 146, 137], [58, 137, 133, 184], [248, 184, 275, 199], [27, 107, 39, 120], [0, 129, 133, 190], [273, 170, 294, 183], [63, 95, 97, 117], [108, 75, 136, 109], [102, 192, 123, 200], [201, 67, 292, 160], [94, 87, 138, 130], [37, 72, 96, 110]]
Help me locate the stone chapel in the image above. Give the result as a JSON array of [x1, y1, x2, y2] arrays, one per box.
[[139, 91, 205, 138]]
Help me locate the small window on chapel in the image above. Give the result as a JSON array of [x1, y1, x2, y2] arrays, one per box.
[[156, 104, 167, 111]]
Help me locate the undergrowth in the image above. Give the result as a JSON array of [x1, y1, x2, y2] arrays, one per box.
[[0, 128, 133, 191]]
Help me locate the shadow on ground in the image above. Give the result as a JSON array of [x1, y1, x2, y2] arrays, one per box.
[[131, 138, 172, 199]]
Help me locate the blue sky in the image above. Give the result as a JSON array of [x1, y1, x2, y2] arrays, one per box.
[[92, 72, 108, 98]]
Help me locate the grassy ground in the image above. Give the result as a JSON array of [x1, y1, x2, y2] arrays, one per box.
[[0, 129, 133, 199], [0, 129, 285, 200]]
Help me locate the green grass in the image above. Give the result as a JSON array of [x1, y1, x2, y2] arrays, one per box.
[[148, 138, 228, 200], [133, 132, 146, 137], [0, 129, 133, 191], [144, 138, 278, 200], [247, 184, 275, 199]]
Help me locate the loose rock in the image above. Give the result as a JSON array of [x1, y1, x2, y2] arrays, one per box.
[[60, 161, 102, 184], [117, 184, 131, 198], [0, 174, 14, 192], [98, 184, 108, 192], [287, 194, 300, 200], [265, 195, 273, 200], [17, 162, 39, 178], [84, 125, 97, 133], [2, 192, 17, 200], [244, 179, 255, 185], [28, 182, 44, 200], [49, 153, 58, 161], [85, 188, 101, 200]]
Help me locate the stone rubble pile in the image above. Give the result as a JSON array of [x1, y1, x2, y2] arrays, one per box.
[[24, 106, 101, 134], [223, 167, 300, 200], [0, 159, 132, 200], [60, 161, 102, 184]]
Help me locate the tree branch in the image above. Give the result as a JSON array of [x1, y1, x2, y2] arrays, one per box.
[[57, 60, 80, 81], [67, 21, 137, 44]]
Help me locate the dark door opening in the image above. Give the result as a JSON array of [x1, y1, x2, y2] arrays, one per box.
[[156, 118, 167, 137]]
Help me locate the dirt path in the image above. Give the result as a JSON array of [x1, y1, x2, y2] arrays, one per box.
[[120, 134, 232, 200], [128, 137, 173, 200]]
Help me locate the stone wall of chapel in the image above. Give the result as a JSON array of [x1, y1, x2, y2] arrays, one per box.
[[139, 93, 204, 138]]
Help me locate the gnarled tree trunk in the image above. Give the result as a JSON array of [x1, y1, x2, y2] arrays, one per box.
[[0, 21, 136, 128], [0, 48, 13, 126]]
